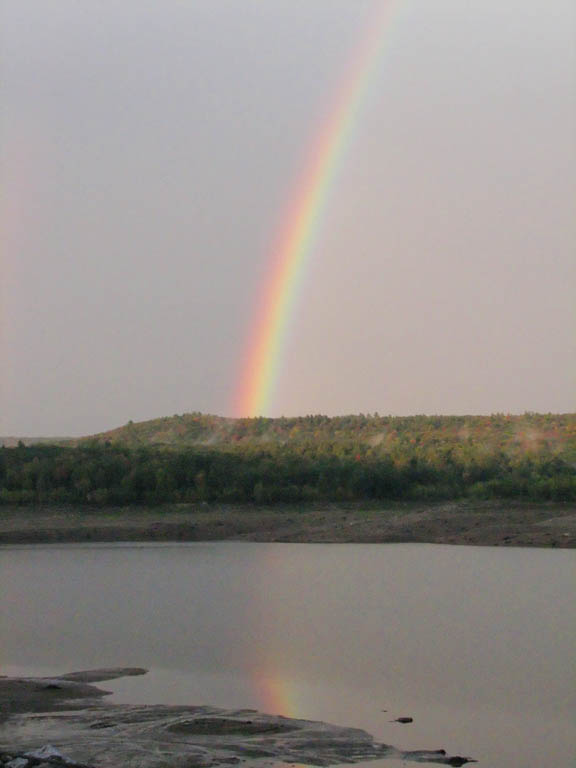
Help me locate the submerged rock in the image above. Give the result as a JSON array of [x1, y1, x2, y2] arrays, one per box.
[[0, 670, 475, 768]]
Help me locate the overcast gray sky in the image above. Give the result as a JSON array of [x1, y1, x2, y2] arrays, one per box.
[[1, 0, 575, 435]]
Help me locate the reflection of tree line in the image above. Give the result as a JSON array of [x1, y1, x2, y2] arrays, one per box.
[[1, 413, 575, 505]]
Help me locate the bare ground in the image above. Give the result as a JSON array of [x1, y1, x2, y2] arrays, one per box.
[[0, 501, 574, 547]]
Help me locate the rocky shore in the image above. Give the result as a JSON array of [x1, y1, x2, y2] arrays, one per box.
[[0, 669, 475, 768], [0, 501, 574, 547]]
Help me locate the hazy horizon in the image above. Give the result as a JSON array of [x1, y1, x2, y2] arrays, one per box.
[[2, 0, 575, 436]]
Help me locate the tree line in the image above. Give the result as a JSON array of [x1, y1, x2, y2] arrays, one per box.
[[1, 439, 575, 506]]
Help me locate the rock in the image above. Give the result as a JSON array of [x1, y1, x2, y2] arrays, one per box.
[[58, 668, 147, 684], [0, 670, 474, 768], [0, 751, 91, 768], [24, 746, 67, 761]]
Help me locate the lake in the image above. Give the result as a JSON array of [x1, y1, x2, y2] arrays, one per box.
[[1, 542, 574, 768]]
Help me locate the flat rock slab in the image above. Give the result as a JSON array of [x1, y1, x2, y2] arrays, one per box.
[[0, 670, 475, 768]]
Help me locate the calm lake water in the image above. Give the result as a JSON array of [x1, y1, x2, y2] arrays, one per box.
[[1, 542, 574, 768]]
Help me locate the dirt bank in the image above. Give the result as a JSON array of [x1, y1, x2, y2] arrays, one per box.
[[0, 501, 574, 547]]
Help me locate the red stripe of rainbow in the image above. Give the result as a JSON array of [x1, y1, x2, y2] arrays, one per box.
[[233, 1, 397, 418]]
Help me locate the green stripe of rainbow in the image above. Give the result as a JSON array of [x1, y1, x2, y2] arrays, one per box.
[[233, 1, 397, 418]]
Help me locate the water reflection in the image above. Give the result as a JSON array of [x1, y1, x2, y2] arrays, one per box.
[[1, 542, 574, 768]]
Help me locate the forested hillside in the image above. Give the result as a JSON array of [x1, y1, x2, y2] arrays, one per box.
[[87, 412, 576, 456], [1, 413, 575, 505]]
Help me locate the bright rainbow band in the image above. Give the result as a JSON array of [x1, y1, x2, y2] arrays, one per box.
[[233, 1, 396, 417]]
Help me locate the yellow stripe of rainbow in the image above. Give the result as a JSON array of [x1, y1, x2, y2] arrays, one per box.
[[233, 1, 398, 417]]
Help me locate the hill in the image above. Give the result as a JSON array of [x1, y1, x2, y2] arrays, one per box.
[[1, 412, 575, 507], [83, 411, 576, 462]]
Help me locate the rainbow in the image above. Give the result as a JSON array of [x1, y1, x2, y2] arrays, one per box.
[[233, 1, 397, 418], [255, 673, 301, 719]]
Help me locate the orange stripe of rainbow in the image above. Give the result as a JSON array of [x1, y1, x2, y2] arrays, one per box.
[[233, 1, 397, 417]]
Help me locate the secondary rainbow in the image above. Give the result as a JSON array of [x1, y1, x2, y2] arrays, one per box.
[[233, 1, 397, 417]]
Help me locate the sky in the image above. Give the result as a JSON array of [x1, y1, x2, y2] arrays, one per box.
[[1, 0, 575, 436]]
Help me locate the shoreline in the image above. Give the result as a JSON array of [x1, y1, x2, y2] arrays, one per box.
[[0, 669, 475, 767], [0, 500, 575, 548]]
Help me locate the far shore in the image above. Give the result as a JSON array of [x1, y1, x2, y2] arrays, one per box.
[[0, 500, 575, 548]]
